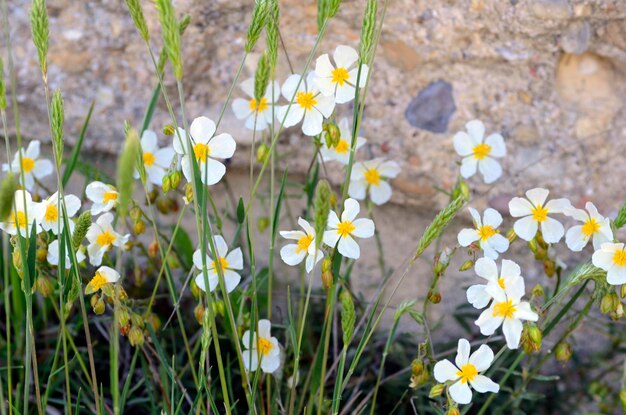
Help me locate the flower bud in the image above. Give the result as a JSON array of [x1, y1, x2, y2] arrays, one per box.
[[257, 217, 270, 233], [194, 304, 205, 325], [521, 324, 542, 354], [446, 406, 460, 415], [190, 279, 201, 299], [162, 174, 171, 193], [166, 254, 180, 269], [129, 326, 145, 347], [427, 290, 441, 304], [36, 275, 55, 297], [528, 238, 538, 254], [324, 123, 340, 148], [133, 220, 146, 235], [118, 308, 131, 327], [131, 313, 145, 328], [600, 292, 619, 314], [170, 171, 181, 190], [612, 302, 625, 320], [36, 248, 48, 262], [120, 323, 131, 336], [555, 342, 573, 362], [163, 124, 175, 136], [148, 239, 159, 258], [147, 313, 161, 332], [156, 197, 170, 214], [212, 300, 225, 317], [185, 183, 194, 204], [506, 228, 517, 243], [12, 249, 23, 276], [429, 384, 444, 398], [321, 257, 333, 290], [531, 284, 544, 298], [256, 143, 270, 163], [543, 259, 555, 277], [148, 189, 159, 204], [92, 295, 105, 315], [620, 284, 626, 299], [459, 260, 474, 272]]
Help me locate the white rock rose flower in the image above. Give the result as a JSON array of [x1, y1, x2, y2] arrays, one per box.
[[193, 235, 243, 294], [85, 213, 130, 266], [434, 338, 499, 405], [85, 266, 120, 295], [314, 45, 368, 104], [232, 78, 281, 131], [2, 140, 53, 191], [40, 192, 81, 235], [457, 207, 509, 260], [135, 130, 175, 187], [47, 239, 86, 269], [0, 190, 44, 236], [279, 217, 324, 273], [348, 158, 400, 206], [319, 118, 366, 165], [592, 242, 626, 285], [323, 198, 375, 260], [173, 116, 236, 186], [563, 202, 613, 252], [276, 72, 335, 136], [242, 319, 282, 374], [508, 188, 571, 243], [466, 257, 521, 310], [86, 181, 119, 215], [453, 120, 505, 184]]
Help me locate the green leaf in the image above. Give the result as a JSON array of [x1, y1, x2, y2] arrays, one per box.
[[237, 197, 245, 224]]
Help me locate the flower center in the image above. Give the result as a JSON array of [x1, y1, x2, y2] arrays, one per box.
[[44, 204, 58, 222], [103, 191, 118, 203], [336, 221, 356, 238], [88, 271, 108, 292], [493, 299, 517, 319], [13, 211, 26, 227], [143, 151, 156, 167], [296, 234, 313, 253], [193, 143, 210, 162], [335, 139, 349, 154], [456, 363, 478, 384], [331, 67, 350, 86], [211, 256, 229, 273], [613, 249, 626, 267], [21, 157, 35, 173], [478, 225, 497, 241], [249, 97, 268, 112], [258, 337, 273, 356], [472, 143, 492, 160], [497, 278, 506, 289], [581, 218, 600, 238], [531, 205, 548, 222], [96, 230, 116, 247], [364, 168, 381, 186], [296, 91, 317, 111]]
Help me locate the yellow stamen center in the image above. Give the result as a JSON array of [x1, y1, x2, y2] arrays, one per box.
[[87, 271, 108, 292], [531, 205, 548, 223], [143, 151, 156, 167], [336, 221, 355, 238], [331, 67, 350, 86], [296, 234, 313, 253], [456, 363, 478, 384], [296, 91, 317, 111], [193, 143, 210, 162], [493, 299, 517, 319], [364, 168, 381, 186], [21, 157, 35, 173], [613, 250, 626, 267], [96, 230, 116, 247], [44, 204, 58, 222], [335, 139, 349, 154], [212, 256, 229, 273], [13, 211, 26, 228], [472, 143, 492, 160], [497, 278, 506, 289], [258, 337, 273, 356], [103, 191, 118, 203], [249, 97, 268, 112], [478, 225, 497, 241], [581, 218, 600, 238]]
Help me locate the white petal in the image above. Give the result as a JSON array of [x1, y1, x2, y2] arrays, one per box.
[[465, 119, 485, 143], [240, 78, 255, 98], [455, 338, 471, 367], [475, 257, 498, 282], [209, 133, 236, 159], [243, 349, 259, 372], [467, 284, 491, 309], [277, 105, 304, 128], [226, 248, 243, 270], [478, 157, 502, 184], [607, 265, 626, 285], [469, 344, 494, 372], [502, 318, 523, 349], [315, 53, 334, 78], [369, 181, 392, 205], [351, 218, 375, 238], [513, 216, 538, 241], [433, 359, 459, 383], [470, 375, 499, 394], [26, 141, 41, 158], [592, 245, 617, 270], [460, 157, 478, 179], [281, 74, 305, 100], [475, 309, 503, 336], [338, 235, 360, 259], [232, 98, 253, 120], [141, 130, 158, 152], [499, 259, 521, 279], [154, 147, 175, 168], [335, 84, 356, 104], [504, 275, 525, 304], [545, 198, 571, 214], [327, 210, 340, 228], [302, 108, 323, 136], [508, 197, 534, 217], [189, 116, 216, 143], [323, 229, 341, 249], [482, 208, 502, 228], [280, 230, 307, 241], [223, 270, 241, 293], [200, 158, 226, 185], [525, 188, 549, 207], [341, 198, 360, 222], [449, 381, 473, 405], [513, 302, 538, 322], [458, 228, 479, 247], [453, 132, 474, 157], [314, 94, 336, 118], [565, 226, 587, 252], [261, 354, 280, 374], [280, 244, 306, 266], [348, 180, 367, 200], [540, 217, 565, 244], [33, 159, 54, 179], [484, 133, 505, 157], [486, 234, 509, 257], [334, 45, 359, 69]]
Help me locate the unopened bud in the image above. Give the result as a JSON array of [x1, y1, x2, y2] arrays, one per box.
[[427, 290, 441, 304], [36, 275, 55, 297], [118, 308, 131, 327], [411, 359, 424, 377], [429, 384, 444, 398], [555, 342, 573, 362], [36, 248, 48, 262], [162, 175, 171, 193], [130, 206, 142, 222], [166, 254, 180, 269], [506, 228, 517, 243], [156, 197, 170, 214], [257, 217, 270, 233], [120, 323, 131, 336], [459, 260, 474, 272], [446, 407, 460, 415], [129, 326, 145, 346], [321, 257, 333, 290], [521, 324, 542, 354], [256, 143, 270, 163], [148, 189, 159, 204], [212, 300, 225, 317], [185, 183, 194, 203], [194, 304, 205, 325], [134, 220, 146, 235], [190, 279, 201, 299], [324, 123, 340, 148], [528, 238, 538, 254], [531, 284, 544, 298], [148, 239, 159, 258], [620, 284, 626, 299], [600, 292, 619, 314], [163, 124, 175, 136], [12, 249, 22, 275], [170, 171, 181, 190], [147, 313, 161, 332], [92, 296, 105, 315], [612, 302, 625, 320], [543, 259, 555, 277]]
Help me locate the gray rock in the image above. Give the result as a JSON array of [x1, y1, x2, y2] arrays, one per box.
[[530, 0, 573, 20], [561, 20, 591, 54], [404, 80, 456, 133]]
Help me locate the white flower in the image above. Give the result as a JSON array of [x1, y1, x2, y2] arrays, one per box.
[[319, 118, 366, 165], [85, 266, 120, 295], [314, 45, 368, 104], [276, 72, 335, 136], [0, 190, 44, 236], [563, 202, 613, 252], [135, 130, 175, 187], [475, 274, 538, 349], [592, 242, 626, 285], [47, 239, 86, 269], [40, 192, 81, 235], [193, 235, 243, 293], [453, 120, 505, 184], [86, 181, 119, 215], [323, 198, 375, 260], [348, 158, 400, 206], [508, 188, 571, 243], [85, 213, 130, 266], [232, 78, 281, 131], [173, 116, 236, 185], [2, 140, 53, 190], [466, 257, 521, 309], [242, 319, 281, 374], [280, 217, 324, 273], [433, 338, 499, 405], [457, 207, 509, 260]]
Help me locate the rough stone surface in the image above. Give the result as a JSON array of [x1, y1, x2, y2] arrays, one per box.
[[404, 80, 456, 133]]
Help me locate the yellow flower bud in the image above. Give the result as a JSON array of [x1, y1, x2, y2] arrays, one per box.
[[147, 313, 161, 332], [446, 406, 460, 415], [256, 143, 270, 163], [257, 217, 270, 233], [555, 342, 573, 362], [162, 174, 171, 193], [36, 248, 48, 262], [543, 259, 555, 277], [531, 284, 544, 298], [324, 123, 340, 148], [148, 239, 159, 258], [163, 124, 175, 136], [36, 275, 55, 298], [212, 300, 225, 317], [194, 304, 205, 325], [620, 284, 626, 299], [170, 171, 181, 190], [427, 290, 441, 304], [118, 308, 131, 327], [429, 384, 444, 398], [92, 295, 105, 315], [133, 220, 146, 235], [600, 292, 619, 314], [506, 228, 517, 243], [185, 183, 194, 204], [459, 260, 474, 272], [129, 326, 145, 347]]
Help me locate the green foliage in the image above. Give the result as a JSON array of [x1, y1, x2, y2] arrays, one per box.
[[314, 179, 331, 249], [125, 0, 150, 42], [154, 0, 183, 80], [254, 53, 270, 102], [50, 89, 64, 166], [0, 58, 6, 110], [116, 127, 141, 218], [359, 0, 377, 64], [340, 289, 355, 345], [265, 0, 279, 74], [0, 173, 16, 222], [72, 211, 91, 250], [614, 201, 626, 229], [245, 0, 270, 53], [413, 195, 466, 260], [30, 0, 49, 78]]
